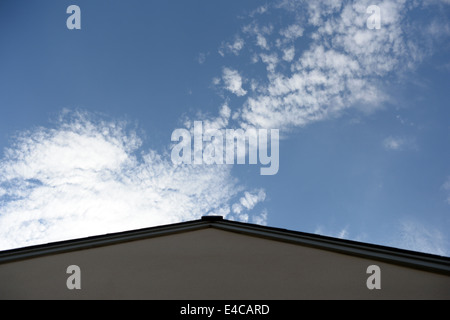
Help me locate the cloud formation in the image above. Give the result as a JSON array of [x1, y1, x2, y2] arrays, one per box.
[[0, 111, 265, 250], [222, 67, 247, 97], [211, 0, 448, 132], [2, 0, 448, 255]]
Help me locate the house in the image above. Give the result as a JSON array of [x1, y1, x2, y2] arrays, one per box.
[[0, 215, 449, 299]]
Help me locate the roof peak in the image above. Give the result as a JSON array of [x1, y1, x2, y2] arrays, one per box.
[[201, 215, 223, 222]]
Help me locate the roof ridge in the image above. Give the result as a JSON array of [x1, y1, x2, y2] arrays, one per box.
[[1, 216, 449, 275]]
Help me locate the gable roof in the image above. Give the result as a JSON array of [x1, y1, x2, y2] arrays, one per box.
[[1, 215, 450, 275]]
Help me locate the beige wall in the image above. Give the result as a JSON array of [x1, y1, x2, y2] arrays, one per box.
[[0, 228, 449, 299]]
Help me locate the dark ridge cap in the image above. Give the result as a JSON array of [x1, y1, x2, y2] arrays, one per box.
[[201, 215, 223, 222]]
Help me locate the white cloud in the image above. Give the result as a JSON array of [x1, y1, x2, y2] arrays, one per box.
[[382, 136, 417, 151], [256, 34, 269, 50], [232, 203, 243, 214], [279, 24, 304, 41], [239, 189, 266, 210], [231, 0, 445, 131], [251, 209, 268, 225], [242, 22, 273, 51], [336, 228, 349, 239], [219, 37, 245, 56], [230, 209, 267, 226], [231, 189, 265, 216], [212, 77, 221, 85], [195, 103, 231, 132], [383, 136, 404, 150], [0, 111, 265, 250], [250, 4, 269, 17], [282, 46, 295, 62], [260, 53, 279, 73], [315, 225, 350, 240], [222, 67, 247, 96]]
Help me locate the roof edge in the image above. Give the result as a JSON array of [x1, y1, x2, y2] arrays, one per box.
[[1, 217, 449, 275], [213, 220, 450, 275], [0, 219, 210, 264]]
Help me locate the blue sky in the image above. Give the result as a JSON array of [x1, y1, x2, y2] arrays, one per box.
[[0, 0, 449, 255]]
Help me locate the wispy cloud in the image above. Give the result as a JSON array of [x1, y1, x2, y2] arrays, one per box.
[[443, 177, 450, 204], [391, 220, 449, 256], [382, 136, 417, 151], [0, 111, 264, 250], [197, 52, 208, 64], [232, 189, 266, 214], [382, 136, 404, 150], [315, 221, 449, 256], [230, 189, 267, 224], [242, 22, 274, 51], [249, 4, 269, 17], [314, 225, 351, 240], [219, 37, 245, 57]]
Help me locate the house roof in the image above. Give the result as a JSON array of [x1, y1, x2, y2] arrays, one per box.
[[1, 215, 450, 275]]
